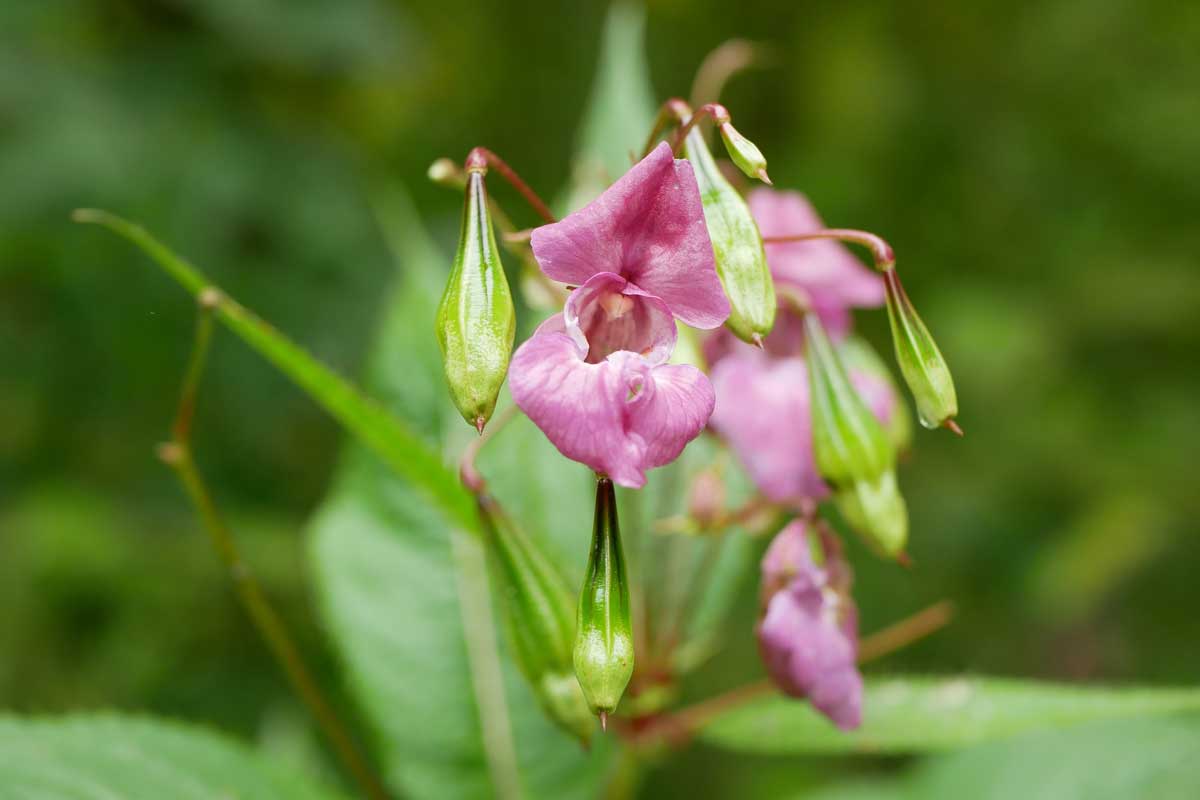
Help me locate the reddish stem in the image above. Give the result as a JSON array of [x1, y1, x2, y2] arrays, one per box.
[[761, 229, 896, 272], [672, 103, 732, 155], [466, 147, 556, 225]]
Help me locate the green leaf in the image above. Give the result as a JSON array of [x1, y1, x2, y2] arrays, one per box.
[[905, 715, 1200, 800], [700, 675, 1200, 754], [309, 191, 612, 800], [0, 713, 344, 799], [71, 208, 476, 533]]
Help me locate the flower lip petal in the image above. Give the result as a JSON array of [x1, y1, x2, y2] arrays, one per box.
[[565, 272, 676, 365], [509, 334, 714, 488], [531, 142, 729, 329]]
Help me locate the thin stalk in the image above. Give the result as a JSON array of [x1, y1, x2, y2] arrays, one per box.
[[671, 103, 731, 156], [468, 147, 556, 225], [640, 98, 692, 158], [761, 229, 896, 272], [857, 600, 955, 664], [159, 293, 390, 800]]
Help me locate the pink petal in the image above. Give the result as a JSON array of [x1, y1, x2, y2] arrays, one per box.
[[849, 367, 897, 429], [531, 142, 730, 329], [709, 350, 828, 503], [748, 188, 884, 314], [509, 334, 714, 488], [565, 272, 676, 365]]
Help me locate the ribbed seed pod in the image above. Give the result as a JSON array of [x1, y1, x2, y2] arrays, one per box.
[[573, 477, 634, 723], [683, 127, 776, 344], [883, 268, 959, 433], [435, 154, 516, 432], [478, 499, 593, 745]]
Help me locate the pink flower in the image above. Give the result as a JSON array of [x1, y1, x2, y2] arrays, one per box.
[[531, 142, 730, 330], [748, 189, 884, 337], [709, 346, 896, 505], [510, 144, 729, 487], [757, 521, 862, 730]]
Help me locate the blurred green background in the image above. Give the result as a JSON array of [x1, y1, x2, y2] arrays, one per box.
[[2, 0, 1198, 796]]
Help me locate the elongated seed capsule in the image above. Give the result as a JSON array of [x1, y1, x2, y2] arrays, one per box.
[[435, 151, 516, 432], [834, 470, 909, 559], [683, 127, 776, 344], [718, 121, 772, 185], [574, 477, 634, 722], [883, 268, 959, 433], [804, 313, 895, 486], [478, 498, 593, 745]]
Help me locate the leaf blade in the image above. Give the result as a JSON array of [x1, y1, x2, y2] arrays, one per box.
[[0, 713, 345, 800], [700, 675, 1200, 754]]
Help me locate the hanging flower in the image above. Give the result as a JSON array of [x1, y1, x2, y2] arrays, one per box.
[[757, 521, 863, 730], [510, 143, 729, 487]]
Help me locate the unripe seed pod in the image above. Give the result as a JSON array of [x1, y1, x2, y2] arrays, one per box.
[[683, 127, 776, 345], [883, 268, 959, 432], [574, 477, 634, 721], [479, 499, 593, 745], [804, 313, 895, 486], [436, 153, 516, 432], [834, 470, 909, 559], [718, 121, 771, 185]]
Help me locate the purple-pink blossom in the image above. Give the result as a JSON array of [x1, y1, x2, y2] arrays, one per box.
[[510, 143, 729, 487], [757, 521, 862, 730]]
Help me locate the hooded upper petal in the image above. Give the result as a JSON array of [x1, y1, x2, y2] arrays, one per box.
[[509, 331, 714, 489], [748, 189, 884, 336], [531, 142, 730, 329]]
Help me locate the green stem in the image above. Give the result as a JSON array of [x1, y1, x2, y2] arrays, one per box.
[[159, 297, 391, 800], [72, 209, 476, 533]]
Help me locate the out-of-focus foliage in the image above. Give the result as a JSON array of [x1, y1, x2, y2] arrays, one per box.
[[2, 0, 1199, 797]]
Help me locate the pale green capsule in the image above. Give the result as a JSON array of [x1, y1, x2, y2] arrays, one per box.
[[479, 499, 592, 746], [883, 268, 960, 433], [804, 313, 895, 486], [683, 127, 776, 344], [718, 121, 771, 185], [435, 162, 515, 432], [835, 470, 909, 559], [574, 477, 634, 721]]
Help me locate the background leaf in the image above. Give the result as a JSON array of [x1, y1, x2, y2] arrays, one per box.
[[700, 675, 1200, 754], [0, 714, 343, 799]]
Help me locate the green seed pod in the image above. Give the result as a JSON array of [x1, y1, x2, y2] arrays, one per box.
[[835, 470, 909, 559], [836, 334, 914, 453], [683, 127, 776, 345], [883, 268, 959, 433], [574, 477, 634, 723], [435, 154, 516, 432], [804, 313, 895, 486], [479, 498, 593, 745], [718, 121, 771, 185]]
